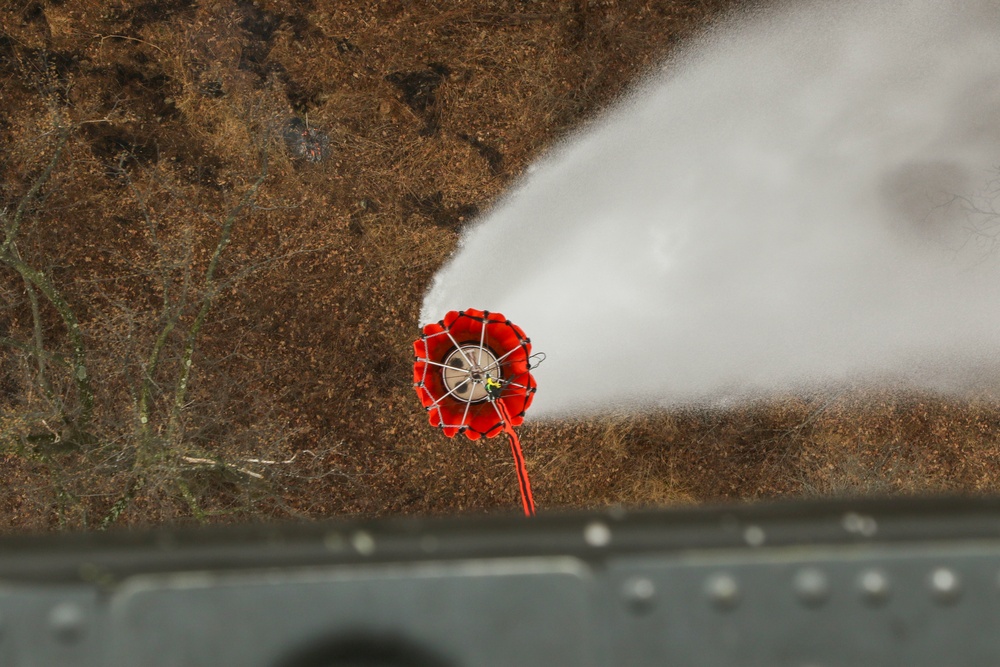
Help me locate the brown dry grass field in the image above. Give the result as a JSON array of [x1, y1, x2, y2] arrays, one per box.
[[2, 0, 1000, 532]]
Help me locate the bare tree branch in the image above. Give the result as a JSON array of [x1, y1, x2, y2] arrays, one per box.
[[1, 123, 70, 256], [0, 248, 93, 428], [168, 143, 270, 440]]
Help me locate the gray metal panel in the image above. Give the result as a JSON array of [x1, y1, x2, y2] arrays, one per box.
[[606, 543, 1000, 667], [4, 499, 1000, 665], [0, 586, 105, 667], [107, 558, 595, 667]]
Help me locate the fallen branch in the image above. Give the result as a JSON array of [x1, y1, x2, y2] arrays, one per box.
[[180, 455, 264, 480]]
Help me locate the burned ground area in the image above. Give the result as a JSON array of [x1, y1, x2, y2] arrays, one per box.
[[1, 0, 998, 532]]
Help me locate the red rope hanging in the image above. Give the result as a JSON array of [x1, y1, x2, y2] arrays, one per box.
[[496, 400, 536, 517]]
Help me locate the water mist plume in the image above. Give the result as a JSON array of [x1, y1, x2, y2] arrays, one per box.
[[422, 0, 1000, 416]]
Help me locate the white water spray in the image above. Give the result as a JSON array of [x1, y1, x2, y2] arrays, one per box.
[[422, 0, 1000, 416]]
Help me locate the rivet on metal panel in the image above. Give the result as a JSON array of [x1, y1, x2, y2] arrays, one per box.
[[352, 531, 376, 556], [842, 512, 878, 537], [743, 525, 765, 547], [705, 573, 741, 611], [929, 567, 961, 605], [858, 569, 890, 606], [794, 568, 830, 607], [622, 577, 656, 613], [49, 603, 85, 644], [584, 521, 612, 547]]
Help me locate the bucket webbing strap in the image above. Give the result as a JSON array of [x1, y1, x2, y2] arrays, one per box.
[[497, 401, 536, 517]]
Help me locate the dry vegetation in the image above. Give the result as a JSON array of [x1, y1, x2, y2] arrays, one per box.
[[2, 0, 1000, 532]]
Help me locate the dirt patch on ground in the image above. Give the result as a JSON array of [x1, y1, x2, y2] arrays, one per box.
[[2, 0, 999, 533]]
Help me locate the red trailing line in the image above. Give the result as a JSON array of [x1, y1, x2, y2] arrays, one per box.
[[497, 400, 536, 517]]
